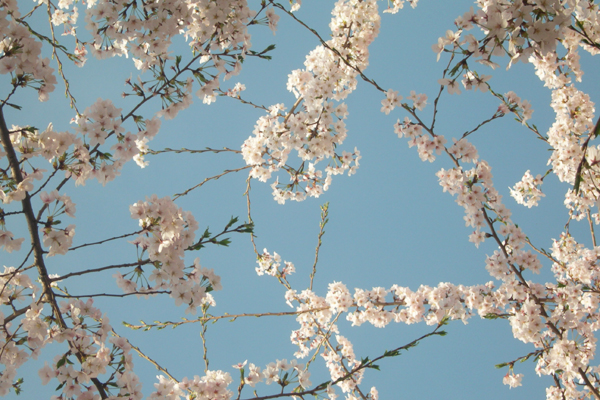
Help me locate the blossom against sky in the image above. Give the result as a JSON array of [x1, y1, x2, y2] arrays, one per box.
[[5, 0, 600, 399]]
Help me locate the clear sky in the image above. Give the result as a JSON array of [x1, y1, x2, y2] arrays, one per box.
[[4, 0, 600, 399]]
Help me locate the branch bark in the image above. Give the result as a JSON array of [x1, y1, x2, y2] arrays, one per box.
[[0, 108, 109, 399]]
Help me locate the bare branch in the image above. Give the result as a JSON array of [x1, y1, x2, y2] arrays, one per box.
[[69, 230, 144, 251], [50, 259, 151, 281]]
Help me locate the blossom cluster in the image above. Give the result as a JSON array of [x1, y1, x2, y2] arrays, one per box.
[[5, 0, 600, 398], [149, 371, 233, 400], [276, 248, 598, 397], [36, 299, 143, 400], [393, 113, 448, 163], [0, 0, 270, 270], [4, 98, 161, 194], [0, 102, 162, 264], [547, 86, 597, 220], [380, 3, 600, 396], [128, 196, 222, 312], [256, 248, 295, 277], [149, 358, 312, 400], [498, 91, 533, 124], [510, 170, 545, 208], [278, 277, 523, 396], [0, 0, 272, 397], [0, 271, 141, 400], [243, 0, 379, 202], [236, 2, 600, 392], [0, 227, 23, 253], [0, 267, 36, 396], [84, 0, 253, 69], [0, 1, 56, 101], [70, 100, 161, 184]]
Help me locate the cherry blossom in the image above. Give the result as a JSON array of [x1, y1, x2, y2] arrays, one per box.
[[4, 0, 600, 399]]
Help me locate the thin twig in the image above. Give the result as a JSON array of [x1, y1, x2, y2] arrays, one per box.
[[147, 147, 241, 155], [112, 329, 179, 381], [69, 230, 144, 251], [51, 259, 151, 281], [245, 176, 259, 256], [124, 307, 330, 330], [55, 290, 169, 298], [270, 2, 385, 93], [310, 202, 329, 291], [173, 166, 251, 199], [587, 209, 597, 247], [200, 305, 210, 372]]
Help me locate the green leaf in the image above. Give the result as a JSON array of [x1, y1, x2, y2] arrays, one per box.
[[593, 116, 600, 138], [217, 238, 231, 247], [195, 71, 208, 83], [573, 170, 583, 194], [248, 44, 276, 60], [383, 349, 400, 357], [15, 337, 27, 345], [483, 313, 502, 320], [260, 44, 276, 54], [239, 222, 254, 233], [56, 355, 67, 368], [314, 381, 331, 391], [13, 377, 23, 395], [448, 60, 466, 77], [190, 242, 203, 251], [495, 362, 508, 369], [225, 216, 238, 230]]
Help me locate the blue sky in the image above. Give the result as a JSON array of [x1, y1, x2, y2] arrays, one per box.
[[5, 0, 600, 399]]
